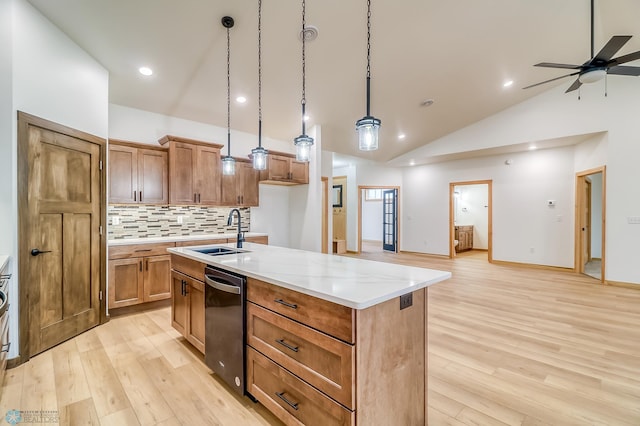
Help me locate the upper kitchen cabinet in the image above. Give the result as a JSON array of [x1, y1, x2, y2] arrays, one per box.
[[260, 151, 309, 185], [109, 140, 168, 204], [159, 135, 224, 205], [220, 159, 259, 207]]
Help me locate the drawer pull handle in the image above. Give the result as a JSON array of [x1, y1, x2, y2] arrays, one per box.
[[274, 299, 297, 309], [0, 275, 11, 280], [135, 249, 152, 252], [275, 339, 299, 353], [275, 392, 299, 411], [1, 342, 10, 353]]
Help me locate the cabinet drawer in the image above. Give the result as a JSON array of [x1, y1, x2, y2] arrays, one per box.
[[109, 242, 175, 260], [174, 238, 228, 247], [247, 278, 355, 344], [247, 347, 353, 426], [247, 303, 354, 409], [170, 254, 205, 281]]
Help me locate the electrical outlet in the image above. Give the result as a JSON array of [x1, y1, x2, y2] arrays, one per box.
[[400, 293, 413, 310]]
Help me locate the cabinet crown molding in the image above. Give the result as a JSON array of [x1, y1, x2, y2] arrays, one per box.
[[158, 135, 224, 150]]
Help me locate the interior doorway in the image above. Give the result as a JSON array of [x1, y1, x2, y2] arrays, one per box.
[[358, 186, 400, 254], [575, 167, 606, 282], [449, 180, 492, 261], [321, 177, 328, 254]]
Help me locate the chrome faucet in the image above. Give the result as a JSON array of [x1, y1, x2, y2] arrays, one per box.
[[227, 208, 245, 248]]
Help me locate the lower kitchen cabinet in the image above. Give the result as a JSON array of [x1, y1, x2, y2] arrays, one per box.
[[246, 277, 426, 425], [108, 243, 174, 309], [170, 257, 205, 353]]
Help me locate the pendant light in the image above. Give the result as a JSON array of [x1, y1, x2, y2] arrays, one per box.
[[355, 0, 381, 151], [293, 0, 313, 162], [221, 16, 236, 176], [251, 0, 268, 170]]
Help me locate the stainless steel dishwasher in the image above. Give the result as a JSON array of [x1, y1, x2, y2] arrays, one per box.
[[204, 265, 247, 397]]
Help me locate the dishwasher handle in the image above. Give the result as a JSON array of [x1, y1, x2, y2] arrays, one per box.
[[205, 275, 241, 295]]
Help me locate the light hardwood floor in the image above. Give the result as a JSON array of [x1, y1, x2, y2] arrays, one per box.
[[2, 250, 639, 425]]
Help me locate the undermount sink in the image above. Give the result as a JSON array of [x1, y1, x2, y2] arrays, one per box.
[[192, 246, 247, 256]]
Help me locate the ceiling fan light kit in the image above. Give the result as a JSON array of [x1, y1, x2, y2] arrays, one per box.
[[221, 16, 236, 176], [524, 0, 640, 94], [356, 0, 381, 151]]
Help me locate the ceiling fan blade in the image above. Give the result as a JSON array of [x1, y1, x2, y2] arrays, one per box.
[[607, 65, 640, 76], [565, 78, 583, 93], [522, 72, 580, 90], [593, 35, 632, 63], [609, 50, 640, 66], [534, 62, 582, 69]]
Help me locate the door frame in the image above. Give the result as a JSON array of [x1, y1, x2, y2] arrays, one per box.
[[321, 177, 329, 254], [575, 166, 606, 282], [449, 180, 493, 261], [358, 185, 401, 254], [17, 111, 107, 363]]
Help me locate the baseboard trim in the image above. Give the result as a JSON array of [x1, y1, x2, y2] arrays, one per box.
[[7, 356, 22, 369], [399, 250, 450, 260], [491, 259, 574, 272], [606, 280, 640, 290], [108, 299, 171, 317]]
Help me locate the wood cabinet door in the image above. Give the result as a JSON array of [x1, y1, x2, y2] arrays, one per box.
[[171, 271, 189, 336], [138, 149, 168, 204], [187, 277, 205, 353], [290, 160, 309, 184], [196, 145, 221, 205], [109, 144, 138, 203], [109, 258, 144, 309], [220, 171, 238, 206], [239, 162, 260, 206], [169, 142, 197, 204], [268, 155, 291, 181], [144, 255, 172, 302]]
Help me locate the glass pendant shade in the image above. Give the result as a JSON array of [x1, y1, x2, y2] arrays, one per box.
[[294, 134, 313, 162], [356, 116, 381, 151], [251, 146, 268, 170], [222, 155, 236, 175]]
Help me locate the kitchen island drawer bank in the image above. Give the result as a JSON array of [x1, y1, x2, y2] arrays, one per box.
[[168, 243, 451, 425]]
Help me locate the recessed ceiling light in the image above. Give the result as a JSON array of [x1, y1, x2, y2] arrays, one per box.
[[139, 66, 153, 76], [503, 80, 514, 88], [409, 160, 416, 166], [236, 96, 247, 103], [420, 99, 434, 107], [529, 145, 537, 150], [303, 115, 310, 121], [398, 133, 406, 140]]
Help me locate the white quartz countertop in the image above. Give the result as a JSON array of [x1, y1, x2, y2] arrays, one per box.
[[108, 233, 268, 246], [168, 243, 451, 310]]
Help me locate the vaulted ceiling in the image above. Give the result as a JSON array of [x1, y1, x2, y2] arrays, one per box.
[[27, 0, 640, 163]]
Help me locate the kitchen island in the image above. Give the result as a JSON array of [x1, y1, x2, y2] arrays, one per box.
[[168, 242, 451, 425]]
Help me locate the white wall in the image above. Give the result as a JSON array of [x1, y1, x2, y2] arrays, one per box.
[[289, 125, 322, 252], [361, 196, 382, 241], [333, 165, 357, 251], [109, 104, 293, 155], [0, 0, 13, 257], [455, 184, 489, 250], [7, 0, 109, 358], [403, 146, 576, 267], [251, 185, 290, 247]]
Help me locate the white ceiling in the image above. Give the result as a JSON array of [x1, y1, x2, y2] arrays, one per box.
[[26, 0, 640, 163]]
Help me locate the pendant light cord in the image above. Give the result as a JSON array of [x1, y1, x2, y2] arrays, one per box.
[[301, 0, 308, 135], [366, 0, 372, 116], [258, 0, 263, 148], [226, 24, 231, 157]]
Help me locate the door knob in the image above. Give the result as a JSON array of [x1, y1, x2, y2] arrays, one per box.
[[31, 248, 52, 256]]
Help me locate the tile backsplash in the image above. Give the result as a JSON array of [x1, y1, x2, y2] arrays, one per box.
[[108, 205, 251, 239]]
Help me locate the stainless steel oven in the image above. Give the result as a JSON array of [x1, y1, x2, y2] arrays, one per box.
[[204, 265, 247, 397]]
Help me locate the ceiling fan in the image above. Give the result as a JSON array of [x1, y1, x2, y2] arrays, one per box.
[[523, 0, 640, 92]]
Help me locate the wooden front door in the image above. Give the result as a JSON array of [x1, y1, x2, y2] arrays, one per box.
[[18, 112, 105, 359]]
